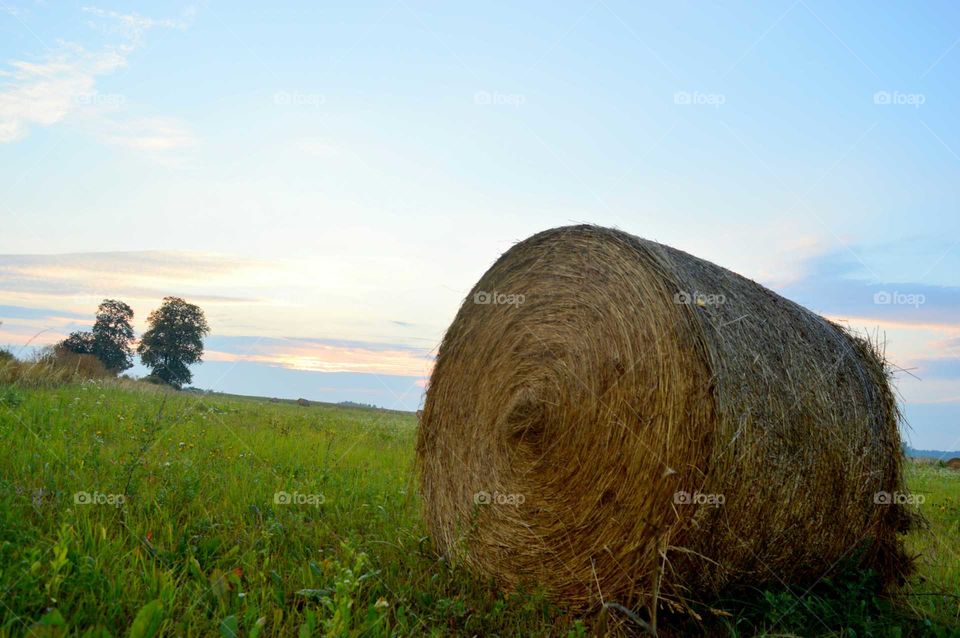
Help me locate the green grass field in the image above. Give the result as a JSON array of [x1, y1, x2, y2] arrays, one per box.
[[0, 381, 958, 637]]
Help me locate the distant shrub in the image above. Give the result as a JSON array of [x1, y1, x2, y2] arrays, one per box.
[[142, 374, 173, 387], [183, 386, 208, 394], [0, 346, 109, 387], [0, 385, 24, 407], [339, 400, 377, 409], [43, 346, 110, 379], [0, 349, 17, 385]]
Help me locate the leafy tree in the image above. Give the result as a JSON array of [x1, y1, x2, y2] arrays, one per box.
[[137, 297, 210, 389], [92, 299, 135, 373], [57, 300, 135, 374], [60, 331, 95, 355]]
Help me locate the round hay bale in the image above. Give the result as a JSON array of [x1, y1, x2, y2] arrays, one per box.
[[946, 457, 960, 471], [417, 225, 911, 613]]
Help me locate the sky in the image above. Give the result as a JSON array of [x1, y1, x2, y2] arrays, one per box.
[[1, 1, 958, 449]]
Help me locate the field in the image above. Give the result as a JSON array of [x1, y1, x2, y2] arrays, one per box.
[[0, 381, 958, 637]]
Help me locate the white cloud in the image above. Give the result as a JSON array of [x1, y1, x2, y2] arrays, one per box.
[[1, 3, 27, 18], [0, 5, 196, 159], [81, 6, 191, 43], [295, 137, 340, 158], [0, 42, 120, 142], [99, 116, 197, 167], [105, 118, 195, 151]]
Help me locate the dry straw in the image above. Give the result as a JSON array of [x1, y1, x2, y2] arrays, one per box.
[[417, 225, 912, 621]]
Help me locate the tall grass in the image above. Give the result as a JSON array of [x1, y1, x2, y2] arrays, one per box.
[[0, 347, 110, 388], [0, 382, 956, 636]]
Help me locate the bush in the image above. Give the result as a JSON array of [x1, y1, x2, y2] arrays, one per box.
[[0, 346, 109, 387], [0, 349, 17, 384], [43, 346, 110, 379], [142, 374, 173, 387], [0, 351, 22, 385], [0, 385, 24, 407]]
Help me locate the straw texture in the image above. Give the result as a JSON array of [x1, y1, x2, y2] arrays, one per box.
[[417, 225, 911, 615]]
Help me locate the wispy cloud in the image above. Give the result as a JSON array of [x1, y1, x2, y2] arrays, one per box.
[[914, 358, 960, 380], [780, 246, 960, 325], [206, 342, 432, 378], [102, 117, 195, 151], [1, 3, 27, 18], [204, 334, 433, 377], [0, 41, 122, 142], [81, 6, 192, 42], [0, 304, 89, 321], [0, 251, 269, 307], [0, 5, 196, 160], [0, 249, 447, 352], [294, 137, 340, 158], [765, 244, 960, 417], [96, 115, 197, 166]]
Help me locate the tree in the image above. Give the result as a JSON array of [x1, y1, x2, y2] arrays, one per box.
[[137, 297, 210, 389], [57, 300, 135, 374], [91, 299, 135, 373], [60, 331, 95, 355]]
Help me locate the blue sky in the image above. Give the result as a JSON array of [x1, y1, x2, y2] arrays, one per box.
[[1, 1, 958, 448]]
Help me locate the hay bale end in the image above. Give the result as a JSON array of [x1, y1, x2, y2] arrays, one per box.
[[417, 225, 912, 615]]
